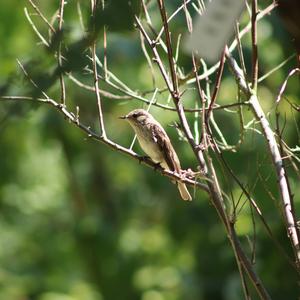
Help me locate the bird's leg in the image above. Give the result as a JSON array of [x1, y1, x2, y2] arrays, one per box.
[[138, 156, 162, 171], [138, 155, 151, 164], [153, 162, 163, 171]]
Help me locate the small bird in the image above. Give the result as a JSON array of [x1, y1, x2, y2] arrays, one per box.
[[120, 109, 192, 201]]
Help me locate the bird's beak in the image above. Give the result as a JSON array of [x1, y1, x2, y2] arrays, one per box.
[[119, 114, 127, 120]]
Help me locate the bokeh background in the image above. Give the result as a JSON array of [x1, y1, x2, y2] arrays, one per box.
[[0, 0, 299, 299]]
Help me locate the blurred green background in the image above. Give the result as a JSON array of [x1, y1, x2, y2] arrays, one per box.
[[0, 0, 299, 299]]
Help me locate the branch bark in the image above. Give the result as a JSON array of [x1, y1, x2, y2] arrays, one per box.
[[154, 1, 271, 298], [226, 49, 300, 267]]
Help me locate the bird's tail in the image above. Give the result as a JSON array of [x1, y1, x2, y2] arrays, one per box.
[[177, 182, 192, 201]]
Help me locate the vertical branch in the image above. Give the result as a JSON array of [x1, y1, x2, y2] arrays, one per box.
[[206, 48, 226, 121], [183, 0, 193, 33], [154, 0, 200, 160], [191, 54, 207, 149], [156, 0, 178, 95], [58, 0, 66, 106], [77, 0, 85, 31], [275, 111, 300, 241], [249, 95, 300, 265], [153, 3, 272, 297], [91, 0, 106, 138], [226, 49, 300, 268], [235, 22, 248, 86], [251, 0, 258, 91], [103, 26, 108, 81]]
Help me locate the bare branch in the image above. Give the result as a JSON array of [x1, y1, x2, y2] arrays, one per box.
[[0, 94, 209, 193], [226, 49, 300, 266], [134, 16, 173, 93], [206, 48, 226, 121], [57, 0, 66, 106], [251, 0, 259, 90], [91, 1, 106, 139], [258, 54, 296, 83], [186, 2, 278, 85], [156, 0, 178, 94], [27, 0, 56, 33], [24, 7, 49, 47], [276, 68, 300, 103]]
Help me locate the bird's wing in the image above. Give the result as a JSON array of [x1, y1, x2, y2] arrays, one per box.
[[150, 123, 181, 173]]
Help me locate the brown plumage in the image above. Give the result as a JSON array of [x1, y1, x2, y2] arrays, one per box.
[[120, 109, 192, 201]]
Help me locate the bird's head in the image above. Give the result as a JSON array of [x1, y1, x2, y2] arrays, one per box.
[[119, 109, 153, 127]]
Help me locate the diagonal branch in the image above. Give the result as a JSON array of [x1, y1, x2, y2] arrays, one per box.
[[0, 95, 209, 193], [27, 0, 56, 33]]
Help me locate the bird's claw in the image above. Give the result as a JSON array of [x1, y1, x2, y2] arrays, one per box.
[[138, 155, 151, 164], [153, 162, 162, 171]]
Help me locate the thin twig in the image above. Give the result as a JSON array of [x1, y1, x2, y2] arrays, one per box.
[[134, 16, 173, 93], [27, 0, 56, 33], [183, 0, 193, 33], [68, 74, 130, 99], [24, 7, 49, 47], [235, 22, 248, 85], [226, 49, 300, 267], [57, 0, 66, 106], [103, 27, 108, 80], [206, 48, 226, 121], [156, 0, 178, 94], [192, 54, 207, 149], [77, 0, 85, 31], [91, 1, 106, 138], [258, 54, 296, 83], [251, 0, 259, 90], [71, 74, 251, 113], [139, 31, 156, 88], [156, 0, 193, 42], [155, 2, 272, 298], [185, 2, 278, 85], [276, 68, 300, 103], [17, 59, 49, 99], [213, 137, 298, 272]]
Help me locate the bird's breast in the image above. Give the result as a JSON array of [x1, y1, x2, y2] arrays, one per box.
[[136, 133, 163, 163]]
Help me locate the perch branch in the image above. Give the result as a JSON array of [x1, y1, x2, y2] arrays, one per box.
[[0, 95, 209, 193]]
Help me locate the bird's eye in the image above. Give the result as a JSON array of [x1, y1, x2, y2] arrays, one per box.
[[132, 113, 138, 118]]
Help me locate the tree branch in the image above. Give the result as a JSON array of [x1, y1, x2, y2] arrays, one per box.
[[226, 49, 300, 267], [0, 95, 209, 193]]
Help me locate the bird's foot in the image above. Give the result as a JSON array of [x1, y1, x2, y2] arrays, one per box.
[[180, 168, 194, 179], [138, 155, 151, 164], [138, 156, 162, 171], [153, 162, 162, 171], [181, 168, 205, 179]]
